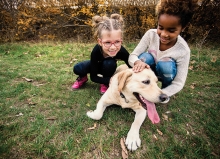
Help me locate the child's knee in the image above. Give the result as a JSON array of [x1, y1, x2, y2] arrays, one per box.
[[103, 59, 117, 70], [157, 58, 176, 73], [73, 60, 90, 75], [73, 64, 80, 74], [138, 52, 155, 65], [156, 59, 177, 83]]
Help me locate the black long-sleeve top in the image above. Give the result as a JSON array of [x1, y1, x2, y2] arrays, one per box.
[[90, 44, 131, 85]]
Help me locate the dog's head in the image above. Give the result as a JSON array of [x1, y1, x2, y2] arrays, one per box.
[[116, 68, 168, 104], [115, 67, 169, 124]]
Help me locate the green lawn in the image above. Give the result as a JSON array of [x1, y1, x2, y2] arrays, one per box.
[[0, 41, 219, 159]]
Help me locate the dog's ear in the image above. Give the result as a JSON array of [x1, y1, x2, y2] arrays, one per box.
[[117, 70, 132, 92], [114, 64, 129, 75]]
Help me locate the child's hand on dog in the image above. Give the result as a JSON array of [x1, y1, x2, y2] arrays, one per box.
[[133, 60, 150, 73]]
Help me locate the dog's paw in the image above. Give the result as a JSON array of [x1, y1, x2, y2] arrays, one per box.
[[86, 110, 102, 120], [87, 110, 95, 119], [125, 131, 141, 151]]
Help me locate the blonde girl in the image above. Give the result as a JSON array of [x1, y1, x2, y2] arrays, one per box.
[[72, 14, 131, 94]]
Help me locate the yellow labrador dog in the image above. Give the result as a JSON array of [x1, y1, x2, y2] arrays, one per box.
[[87, 64, 168, 151]]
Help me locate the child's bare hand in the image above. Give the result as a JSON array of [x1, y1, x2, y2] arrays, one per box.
[[133, 60, 150, 72]]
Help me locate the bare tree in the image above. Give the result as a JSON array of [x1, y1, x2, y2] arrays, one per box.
[[0, 0, 24, 10], [0, 0, 25, 41]]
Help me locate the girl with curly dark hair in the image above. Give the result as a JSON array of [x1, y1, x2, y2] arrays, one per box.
[[129, 0, 198, 103]]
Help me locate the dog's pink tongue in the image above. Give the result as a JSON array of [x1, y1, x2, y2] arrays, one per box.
[[144, 99, 160, 124]]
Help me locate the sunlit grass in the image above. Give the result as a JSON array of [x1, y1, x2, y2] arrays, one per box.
[[0, 41, 219, 159]]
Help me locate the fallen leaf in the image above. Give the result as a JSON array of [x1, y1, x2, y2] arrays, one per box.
[[190, 83, 196, 89], [189, 65, 194, 70], [190, 60, 196, 64], [211, 56, 217, 63], [27, 98, 37, 106], [86, 103, 90, 107], [88, 123, 97, 130], [211, 152, 218, 157], [35, 53, 41, 57], [120, 137, 128, 159], [165, 111, 171, 114], [72, 58, 78, 61], [190, 85, 195, 89], [153, 134, 158, 140], [28, 102, 36, 105], [157, 129, 163, 136], [22, 77, 33, 82], [45, 129, 51, 135], [45, 116, 57, 120], [16, 112, 23, 116], [70, 58, 78, 64], [162, 114, 168, 121], [186, 131, 190, 135], [35, 84, 44, 87]]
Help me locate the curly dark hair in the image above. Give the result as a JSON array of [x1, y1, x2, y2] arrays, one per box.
[[156, 0, 198, 28]]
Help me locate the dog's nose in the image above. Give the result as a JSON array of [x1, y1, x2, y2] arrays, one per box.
[[159, 94, 168, 102]]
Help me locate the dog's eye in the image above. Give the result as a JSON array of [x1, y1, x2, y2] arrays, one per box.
[[142, 80, 150, 85]]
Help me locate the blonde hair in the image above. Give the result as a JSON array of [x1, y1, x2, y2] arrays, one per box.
[[155, 0, 198, 28], [92, 13, 124, 39]]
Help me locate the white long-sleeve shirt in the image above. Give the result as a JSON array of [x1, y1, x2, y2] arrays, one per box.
[[129, 29, 190, 97]]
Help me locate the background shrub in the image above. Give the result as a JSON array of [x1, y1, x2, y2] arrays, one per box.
[[0, 0, 219, 43]]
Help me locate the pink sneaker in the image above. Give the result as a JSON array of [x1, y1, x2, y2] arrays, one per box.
[[100, 84, 108, 94], [72, 76, 88, 89]]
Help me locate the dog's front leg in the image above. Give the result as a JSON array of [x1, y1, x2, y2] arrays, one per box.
[[125, 108, 146, 151], [87, 93, 111, 120]]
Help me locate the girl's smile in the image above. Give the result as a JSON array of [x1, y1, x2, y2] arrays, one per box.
[[98, 30, 122, 57], [157, 14, 183, 50]]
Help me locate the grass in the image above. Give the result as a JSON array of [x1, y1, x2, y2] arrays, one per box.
[[0, 41, 219, 159]]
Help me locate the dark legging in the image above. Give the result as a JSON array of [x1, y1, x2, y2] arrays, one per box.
[[73, 58, 117, 78]]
